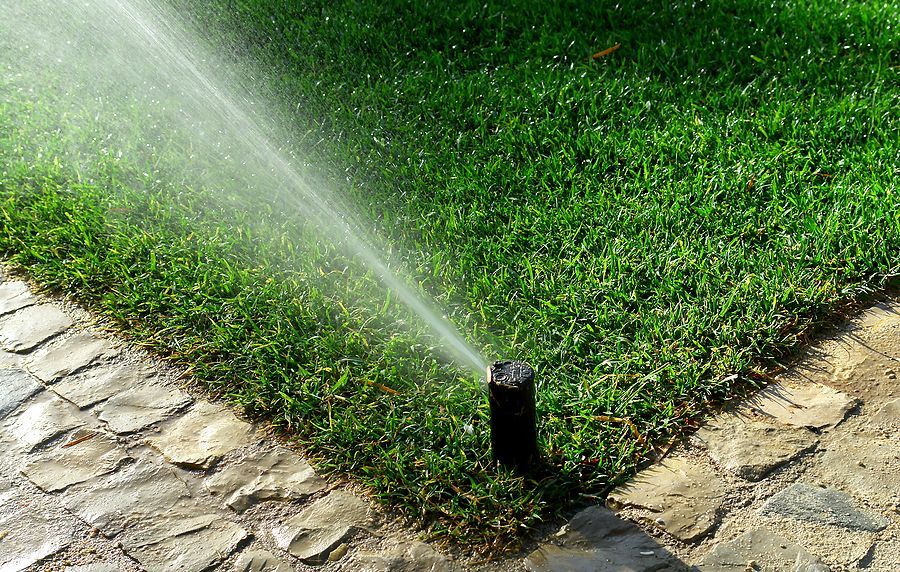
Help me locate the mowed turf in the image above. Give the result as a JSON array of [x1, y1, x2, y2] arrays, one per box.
[[1, 0, 898, 547]]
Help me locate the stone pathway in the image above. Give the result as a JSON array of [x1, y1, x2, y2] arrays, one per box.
[[528, 299, 899, 571], [2, 263, 897, 571], [0, 267, 468, 572]]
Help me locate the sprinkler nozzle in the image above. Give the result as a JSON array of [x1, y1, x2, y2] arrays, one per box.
[[487, 360, 538, 471]]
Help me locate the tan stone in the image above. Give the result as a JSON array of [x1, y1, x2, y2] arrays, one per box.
[[788, 301, 900, 402], [696, 414, 818, 481], [698, 528, 828, 571], [205, 447, 326, 512], [147, 401, 254, 469], [96, 382, 191, 433], [273, 490, 371, 562], [869, 398, 899, 429], [122, 514, 247, 572], [0, 501, 75, 571], [526, 504, 685, 571], [811, 431, 900, 505], [234, 549, 293, 572], [21, 428, 131, 492], [1, 392, 85, 453], [61, 460, 191, 536], [354, 541, 458, 572], [27, 332, 116, 382], [743, 381, 855, 430], [0, 304, 73, 353], [0, 280, 36, 317], [608, 457, 726, 542], [53, 363, 153, 408]]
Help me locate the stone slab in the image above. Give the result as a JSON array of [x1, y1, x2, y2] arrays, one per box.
[[96, 382, 191, 434], [0, 367, 42, 419], [698, 528, 830, 571], [26, 332, 116, 382], [0, 502, 76, 572], [273, 490, 371, 562], [1, 391, 85, 453], [0, 350, 24, 369], [759, 483, 889, 532], [813, 431, 900, 505], [0, 280, 36, 317], [744, 382, 855, 430], [205, 447, 326, 512], [0, 304, 73, 353], [788, 302, 900, 402], [147, 401, 254, 469], [869, 398, 899, 429], [524, 506, 684, 572], [62, 461, 247, 572], [61, 460, 191, 537], [61, 457, 247, 570], [608, 456, 726, 542], [354, 541, 455, 572], [696, 414, 818, 481], [53, 363, 153, 409], [122, 513, 247, 572], [234, 549, 293, 572], [21, 428, 131, 492]]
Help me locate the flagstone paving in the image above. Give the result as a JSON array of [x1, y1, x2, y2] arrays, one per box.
[[205, 448, 326, 512], [0, 266, 896, 571], [599, 299, 900, 571], [0, 269, 508, 572], [26, 333, 117, 383]]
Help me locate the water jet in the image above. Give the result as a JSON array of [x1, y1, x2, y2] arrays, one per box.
[[487, 360, 538, 471]]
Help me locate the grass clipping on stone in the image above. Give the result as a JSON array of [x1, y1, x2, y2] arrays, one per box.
[[1, 0, 898, 549]]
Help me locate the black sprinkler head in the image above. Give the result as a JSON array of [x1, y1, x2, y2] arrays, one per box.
[[487, 360, 538, 471]]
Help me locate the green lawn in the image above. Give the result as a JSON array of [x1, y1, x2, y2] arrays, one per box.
[[1, 0, 898, 548]]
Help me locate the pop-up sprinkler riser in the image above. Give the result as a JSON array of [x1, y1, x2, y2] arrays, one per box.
[[487, 360, 538, 471]]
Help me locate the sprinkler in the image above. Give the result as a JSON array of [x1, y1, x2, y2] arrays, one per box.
[[487, 360, 538, 471]]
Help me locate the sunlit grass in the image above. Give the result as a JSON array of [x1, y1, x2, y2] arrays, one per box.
[[1, 0, 897, 548]]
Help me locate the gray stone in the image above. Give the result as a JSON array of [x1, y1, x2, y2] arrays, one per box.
[[273, 490, 371, 562], [53, 363, 153, 408], [122, 513, 247, 572], [696, 414, 818, 481], [698, 528, 830, 571], [745, 382, 855, 429], [21, 428, 131, 492], [0, 281, 36, 317], [64, 565, 121, 572], [205, 447, 326, 512], [813, 431, 900, 505], [607, 457, 726, 541], [234, 549, 293, 572], [0, 368, 41, 419], [96, 382, 191, 434], [0, 502, 76, 571], [760, 483, 889, 532], [26, 332, 116, 382], [524, 506, 683, 572], [354, 541, 458, 572], [147, 401, 254, 469], [0, 304, 73, 353], [1, 392, 84, 453]]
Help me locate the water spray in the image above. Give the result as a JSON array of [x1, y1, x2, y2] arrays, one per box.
[[487, 360, 538, 471]]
